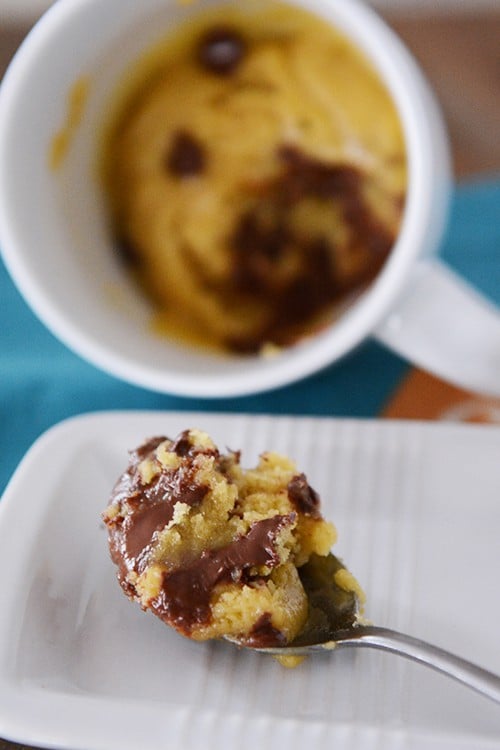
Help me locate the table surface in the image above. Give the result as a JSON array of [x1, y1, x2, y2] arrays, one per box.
[[1, 8, 499, 750]]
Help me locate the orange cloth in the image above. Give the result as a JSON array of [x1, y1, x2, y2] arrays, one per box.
[[382, 368, 500, 424]]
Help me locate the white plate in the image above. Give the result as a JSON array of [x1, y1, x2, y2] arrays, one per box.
[[1, 411, 499, 750]]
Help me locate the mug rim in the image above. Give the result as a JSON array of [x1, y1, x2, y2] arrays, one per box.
[[0, 0, 451, 398]]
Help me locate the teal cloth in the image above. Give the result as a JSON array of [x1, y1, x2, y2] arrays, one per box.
[[1, 177, 499, 494]]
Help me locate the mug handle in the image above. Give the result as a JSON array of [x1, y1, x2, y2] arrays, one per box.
[[374, 258, 500, 397]]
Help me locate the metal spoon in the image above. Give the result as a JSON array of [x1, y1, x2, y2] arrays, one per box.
[[231, 554, 500, 705]]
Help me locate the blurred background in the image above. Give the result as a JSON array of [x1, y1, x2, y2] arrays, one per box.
[[1, 0, 500, 19], [1, 0, 499, 177], [0, 0, 499, 430]]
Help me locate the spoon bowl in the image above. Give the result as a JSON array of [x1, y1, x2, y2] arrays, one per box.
[[229, 553, 500, 705]]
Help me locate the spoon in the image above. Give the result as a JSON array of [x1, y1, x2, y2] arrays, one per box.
[[232, 554, 500, 705]]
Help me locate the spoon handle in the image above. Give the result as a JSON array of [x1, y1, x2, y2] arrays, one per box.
[[335, 625, 500, 705]]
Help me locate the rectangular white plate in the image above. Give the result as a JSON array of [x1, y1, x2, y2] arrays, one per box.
[[1, 411, 499, 750]]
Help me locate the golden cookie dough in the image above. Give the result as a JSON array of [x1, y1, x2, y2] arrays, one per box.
[[102, 428, 359, 652], [102, 1, 406, 352]]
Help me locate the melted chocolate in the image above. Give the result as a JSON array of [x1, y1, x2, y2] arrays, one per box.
[[115, 130, 397, 354], [170, 430, 214, 459], [287, 474, 320, 516], [122, 469, 209, 565], [224, 147, 395, 352], [106, 436, 166, 510], [197, 27, 246, 75], [123, 502, 175, 560], [143, 468, 208, 508], [277, 146, 363, 202], [152, 514, 295, 633], [134, 436, 167, 461], [107, 435, 211, 580], [244, 612, 288, 648], [166, 130, 205, 177]]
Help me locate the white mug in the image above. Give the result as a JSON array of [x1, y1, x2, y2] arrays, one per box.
[[1, 0, 499, 399]]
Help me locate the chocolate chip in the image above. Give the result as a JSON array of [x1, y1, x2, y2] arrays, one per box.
[[288, 474, 320, 516], [116, 235, 141, 266], [171, 432, 193, 457], [197, 27, 246, 75], [166, 130, 205, 177]]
